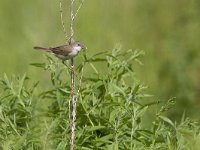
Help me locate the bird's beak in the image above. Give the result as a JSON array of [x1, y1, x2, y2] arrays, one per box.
[[82, 45, 87, 50]]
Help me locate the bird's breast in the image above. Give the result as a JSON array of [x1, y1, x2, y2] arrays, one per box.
[[53, 50, 79, 61], [68, 50, 79, 57]]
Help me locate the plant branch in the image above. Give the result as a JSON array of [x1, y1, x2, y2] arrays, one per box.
[[68, 0, 84, 43], [69, 0, 75, 44], [70, 58, 76, 150], [59, 0, 84, 149], [69, 0, 74, 149], [59, 0, 68, 42], [73, 0, 84, 20]]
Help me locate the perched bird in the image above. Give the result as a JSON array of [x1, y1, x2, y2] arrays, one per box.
[[33, 41, 86, 63]]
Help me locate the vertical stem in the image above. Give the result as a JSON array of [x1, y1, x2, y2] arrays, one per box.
[[59, 0, 68, 41], [69, 0, 74, 44], [70, 58, 76, 150], [69, 0, 75, 150]]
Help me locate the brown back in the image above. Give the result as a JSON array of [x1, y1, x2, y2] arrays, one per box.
[[50, 45, 73, 56]]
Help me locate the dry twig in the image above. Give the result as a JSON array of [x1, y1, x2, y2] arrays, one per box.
[[59, 0, 84, 149], [59, 0, 68, 42], [69, 0, 75, 148], [73, 0, 84, 20], [69, 0, 84, 150]]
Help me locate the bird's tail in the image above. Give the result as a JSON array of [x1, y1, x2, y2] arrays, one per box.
[[33, 46, 51, 52]]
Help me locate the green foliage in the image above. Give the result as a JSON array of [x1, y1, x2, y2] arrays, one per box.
[[0, 46, 200, 149], [0, 0, 200, 123], [0, 74, 42, 149]]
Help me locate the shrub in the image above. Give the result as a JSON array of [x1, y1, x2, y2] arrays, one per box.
[[0, 45, 199, 149]]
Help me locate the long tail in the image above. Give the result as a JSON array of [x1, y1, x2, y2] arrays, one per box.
[[33, 46, 51, 52]]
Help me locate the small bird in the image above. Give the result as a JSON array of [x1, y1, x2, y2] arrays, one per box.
[[33, 41, 86, 63]]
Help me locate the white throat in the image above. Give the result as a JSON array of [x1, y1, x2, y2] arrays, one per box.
[[73, 46, 82, 52]]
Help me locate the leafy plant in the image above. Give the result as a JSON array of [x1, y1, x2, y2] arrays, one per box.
[[0, 45, 200, 149]]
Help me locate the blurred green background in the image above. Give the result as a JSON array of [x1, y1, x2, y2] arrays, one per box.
[[0, 0, 200, 120]]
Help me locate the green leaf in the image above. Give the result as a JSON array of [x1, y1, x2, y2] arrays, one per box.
[[87, 126, 106, 132], [159, 115, 175, 127], [29, 63, 46, 68], [81, 147, 93, 150], [18, 74, 27, 96], [92, 51, 108, 57], [108, 83, 126, 98], [95, 134, 113, 143], [107, 142, 118, 150], [58, 88, 71, 94], [88, 58, 107, 62]]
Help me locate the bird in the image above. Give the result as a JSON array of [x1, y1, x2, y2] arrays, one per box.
[[33, 41, 86, 63]]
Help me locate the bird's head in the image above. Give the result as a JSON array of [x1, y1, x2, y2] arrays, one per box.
[[72, 41, 86, 52]]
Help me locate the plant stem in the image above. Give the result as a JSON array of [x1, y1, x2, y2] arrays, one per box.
[[70, 58, 76, 150], [69, 0, 76, 150]]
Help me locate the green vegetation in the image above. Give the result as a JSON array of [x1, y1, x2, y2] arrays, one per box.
[[0, 0, 200, 149], [0, 0, 199, 119], [0, 47, 200, 149]]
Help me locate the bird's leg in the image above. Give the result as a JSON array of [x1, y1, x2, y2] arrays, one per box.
[[62, 60, 71, 71], [62, 60, 79, 79]]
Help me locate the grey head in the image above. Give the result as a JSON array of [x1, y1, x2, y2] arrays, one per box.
[[71, 41, 86, 52]]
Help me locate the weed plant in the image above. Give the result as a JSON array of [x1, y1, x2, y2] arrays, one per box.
[[0, 46, 200, 149]]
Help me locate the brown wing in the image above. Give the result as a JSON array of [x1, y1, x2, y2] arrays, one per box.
[[50, 45, 73, 56]]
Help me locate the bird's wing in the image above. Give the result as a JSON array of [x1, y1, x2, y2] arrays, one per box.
[[50, 45, 72, 56]]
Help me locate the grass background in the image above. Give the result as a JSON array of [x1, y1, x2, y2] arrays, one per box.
[[0, 0, 200, 121]]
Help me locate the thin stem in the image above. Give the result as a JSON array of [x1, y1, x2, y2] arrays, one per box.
[[70, 58, 76, 150], [59, 0, 68, 42], [69, 0, 75, 44], [62, 61, 80, 79], [69, 0, 75, 148], [59, 0, 84, 149], [73, 0, 84, 20], [69, 58, 83, 150], [68, 0, 84, 149]]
